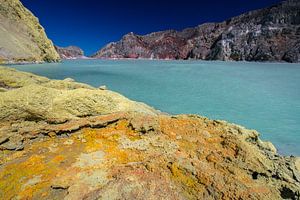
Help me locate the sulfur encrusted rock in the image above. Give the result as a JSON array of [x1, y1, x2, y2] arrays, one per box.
[[0, 67, 299, 199], [0, 66, 157, 122], [0, 0, 60, 63], [0, 112, 299, 199]]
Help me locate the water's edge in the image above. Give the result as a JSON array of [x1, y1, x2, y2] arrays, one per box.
[[8, 60, 300, 156]]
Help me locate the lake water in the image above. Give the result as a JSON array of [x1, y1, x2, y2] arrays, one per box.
[[10, 59, 300, 156]]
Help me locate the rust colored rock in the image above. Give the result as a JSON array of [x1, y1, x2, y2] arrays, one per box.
[[55, 46, 86, 59], [93, 0, 300, 63], [0, 113, 299, 200], [0, 67, 299, 199]]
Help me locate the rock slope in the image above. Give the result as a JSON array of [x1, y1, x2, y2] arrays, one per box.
[[93, 0, 300, 62], [0, 67, 299, 199], [0, 0, 60, 63], [55, 45, 86, 59], [0, 67, 157, 122]]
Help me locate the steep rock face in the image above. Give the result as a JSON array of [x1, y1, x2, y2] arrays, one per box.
[[55, 45, 86, 59], [0, 67, 300, 199], [207, 0, 300, 62], [93, 0, 300, 62], [0, 0, 60, 63]]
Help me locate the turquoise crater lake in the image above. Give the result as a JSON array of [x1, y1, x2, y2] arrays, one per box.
[[10, 60, 300, 156]]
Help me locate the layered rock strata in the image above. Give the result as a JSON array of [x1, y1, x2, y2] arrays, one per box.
[[0, 67, 299, 199], [93, 0, 300, 62], [55, 45, 87, 59]]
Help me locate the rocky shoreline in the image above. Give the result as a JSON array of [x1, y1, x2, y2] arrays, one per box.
[[0, 0, 300, 198], [0, 66, 299, 199]]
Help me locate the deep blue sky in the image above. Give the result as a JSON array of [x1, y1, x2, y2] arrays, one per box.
[[21, 0, 282, 55]]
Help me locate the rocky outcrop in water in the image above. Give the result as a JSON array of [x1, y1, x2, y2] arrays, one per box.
[[0, 66, 299, 199], [0, 0, 60, 64], [55, 45, 86, 59], [93, 0, 300, 62]]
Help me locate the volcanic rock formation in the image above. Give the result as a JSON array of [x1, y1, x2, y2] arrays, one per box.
[[93, 0, 300, 62], [0, 67, 300, 199], [55, 45, 86, 59], [0, 0, 60, 64]]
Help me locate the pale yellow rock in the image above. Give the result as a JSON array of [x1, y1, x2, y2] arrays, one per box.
[[41, 80, 94, 90], [63, 78, 75, 82], [0, 66, 49, 88], [0, 66, 157, 122], [296, 157, 300, 172], [0, 0, 60, 63], [0, 88, 8, 92], [0, 66, 93, 90], [99, 85, 108, 90], [261, 141, 277, 153]]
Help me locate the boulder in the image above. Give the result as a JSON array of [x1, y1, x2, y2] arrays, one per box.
[[99, 85, 108, 90]]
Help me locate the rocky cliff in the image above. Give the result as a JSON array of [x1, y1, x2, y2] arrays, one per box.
[[55, 45, 86, 59], [93, 0, 300, 62], [0, 66, 300, 199], [0, 0, 60, 64]]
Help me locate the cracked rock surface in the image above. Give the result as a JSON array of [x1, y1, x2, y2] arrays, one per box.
[[0, 67, 299, 199]]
